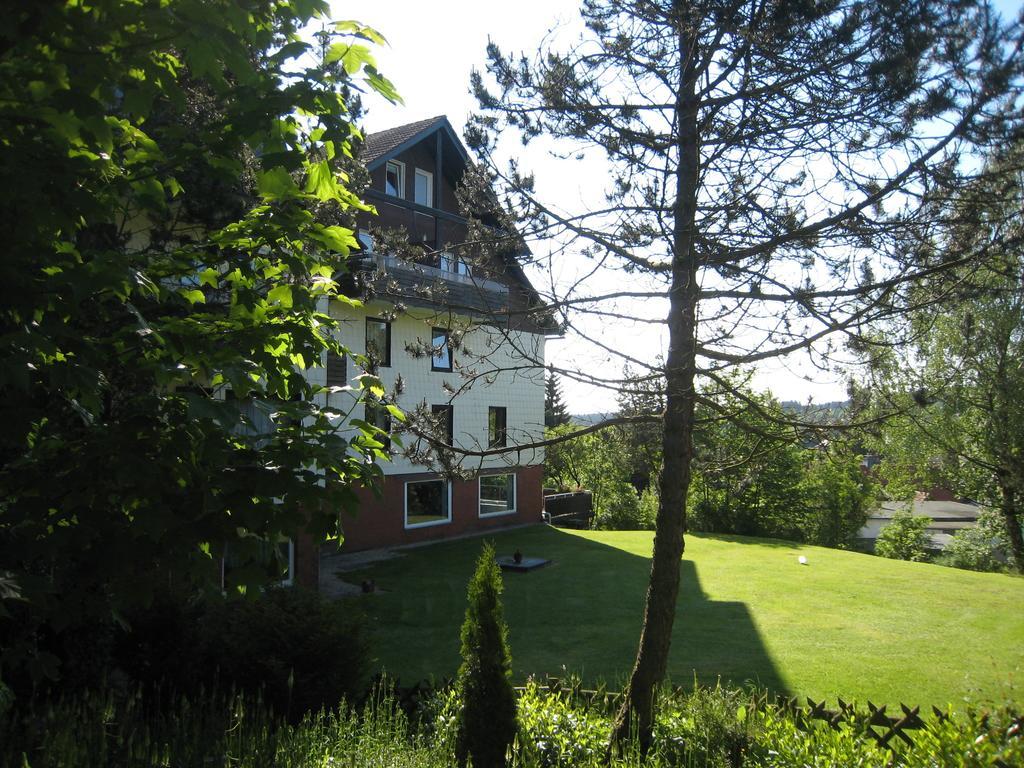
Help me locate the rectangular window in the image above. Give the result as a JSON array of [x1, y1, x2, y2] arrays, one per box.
[[365, 400, 391, 451], [431, 404, 454, 446], [414, 168, 433, 207], [385, 160, 404, 198], [365, 317, 391, 367], [479, 473, 516, 517], [440, 252, 471, 276], [431, 328, 452, 371], [405, 479, 451, 528], [325, 350, 346, 388], [488, 406, 507, 448]]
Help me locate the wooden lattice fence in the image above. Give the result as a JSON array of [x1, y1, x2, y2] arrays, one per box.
[[509, 677, 1023, 758], [389, 675, 1022, 762]]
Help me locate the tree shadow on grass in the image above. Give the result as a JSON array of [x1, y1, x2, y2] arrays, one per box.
[[370, 525, 791, 697]]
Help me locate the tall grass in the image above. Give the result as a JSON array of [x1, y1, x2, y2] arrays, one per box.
[[3, 681, 1020, 768], [1, 684, 449, 768]]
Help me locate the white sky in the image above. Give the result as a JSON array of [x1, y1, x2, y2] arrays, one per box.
[[333, 0, 1023, 414]]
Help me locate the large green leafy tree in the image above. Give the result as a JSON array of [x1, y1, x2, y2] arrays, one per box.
[[469, 0, 1022, 747], [862, 144, 1024, 571], [0, 0, 397, 685]]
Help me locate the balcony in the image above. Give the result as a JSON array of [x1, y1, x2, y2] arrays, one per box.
[[353, 252, 511, 321]]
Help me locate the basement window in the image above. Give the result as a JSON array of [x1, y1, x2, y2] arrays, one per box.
[[479, 473, 516, 517], [405, 479, 451, 528]]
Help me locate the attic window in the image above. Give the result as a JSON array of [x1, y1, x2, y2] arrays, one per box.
[[414, 169, 433, 207], [385, 160, 404, 198]]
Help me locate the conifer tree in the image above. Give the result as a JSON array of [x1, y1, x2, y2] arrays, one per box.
[[468, 0, 1024, 749], [545, 365, 571, 428], [455, 542, 517, 768]]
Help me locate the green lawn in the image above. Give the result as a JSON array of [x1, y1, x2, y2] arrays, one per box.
[[346, 526, 1024, 707]]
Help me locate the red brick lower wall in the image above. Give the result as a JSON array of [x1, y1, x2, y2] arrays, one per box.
[[338, 464, 545, 552]]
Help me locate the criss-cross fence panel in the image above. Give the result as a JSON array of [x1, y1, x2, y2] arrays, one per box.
[[393, 676, 1022, 757]]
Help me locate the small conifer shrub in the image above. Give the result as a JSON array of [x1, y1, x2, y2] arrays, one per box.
[[455, 542, 517, 768]]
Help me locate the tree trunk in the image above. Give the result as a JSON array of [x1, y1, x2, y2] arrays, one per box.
[[997, 477, 1024, 572], [610, 14, 700, 753]]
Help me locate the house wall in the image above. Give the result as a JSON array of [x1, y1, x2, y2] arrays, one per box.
[[316, 299, 546, 472], [338, 464, 545, 551], [299, 298, 546, 553]]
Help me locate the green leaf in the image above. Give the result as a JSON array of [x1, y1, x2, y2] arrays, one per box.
[[385, 404, 406, 423], [325, 42, 376, 75], [355, 373, 385, 399], [267, 284, 293, 308], [305, 159, 339, 201], [257, 166, 300, 201], [199, 268, 219, 287], [333, 21, 388, 46], [366, 67, 402, 104], [179, 289, 206, 305], [310, 224, 356, 253]]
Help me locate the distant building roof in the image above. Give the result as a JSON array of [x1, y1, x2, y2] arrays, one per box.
[[869, 499, 982, 522]]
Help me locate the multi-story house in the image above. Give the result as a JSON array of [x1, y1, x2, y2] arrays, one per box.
[[303, 115, 555, 563]]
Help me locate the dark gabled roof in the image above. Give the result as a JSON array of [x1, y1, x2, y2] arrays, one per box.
[[359, 115, 559, 334], [363, 115, 469, 169]]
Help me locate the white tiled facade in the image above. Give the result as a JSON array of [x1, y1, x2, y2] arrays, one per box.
[[314, 298, 546, 473]]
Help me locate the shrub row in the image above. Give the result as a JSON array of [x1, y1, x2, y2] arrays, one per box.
[[5, 681, 1019, 768]]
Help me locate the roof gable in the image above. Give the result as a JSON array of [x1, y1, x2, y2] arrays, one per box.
[[363, 115, 469, 171]]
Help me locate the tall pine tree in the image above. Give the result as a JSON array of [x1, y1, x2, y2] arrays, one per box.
[[545, 365, 571, 428], [469, 0, 1023, 748]]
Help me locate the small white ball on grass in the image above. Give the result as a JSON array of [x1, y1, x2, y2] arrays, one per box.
[[798, 555, 808, 565]]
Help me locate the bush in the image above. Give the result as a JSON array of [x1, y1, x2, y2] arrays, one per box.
[[515, 680, 608, 768], [455, 543, 517, 768], [195, 587, 369, 720], [651, 684, 758, 768], [800, 449, 876, 549], [875, 509, 931, 562], [934, 510, 1008, 572], [594, 484, 658, 531]]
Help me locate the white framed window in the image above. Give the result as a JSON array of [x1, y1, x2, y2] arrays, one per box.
[[479, 473, 516, 517], [385, 160, 405, 198], [414, 168, 433, 207], [405, 478, 452, 528]]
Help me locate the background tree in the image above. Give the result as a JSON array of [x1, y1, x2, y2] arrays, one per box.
[[799, 446, 876, 549], [858, 143, 1024, 571], [544, 426, 656, 528], [935, 509, 1011, 572], [0, 0, 397, 687], [545, 364, 572, 428], [874, 510, 932, 562], [455, 542, 518, 768], [468, 0, 1023, 746], [688, 384, 807, 539], [616, 363, 666, 495]]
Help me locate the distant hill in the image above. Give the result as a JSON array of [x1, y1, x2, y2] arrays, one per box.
[[570, 412, 615, 427], [780, 400, 849, 423], [571, 401, 850, 427]]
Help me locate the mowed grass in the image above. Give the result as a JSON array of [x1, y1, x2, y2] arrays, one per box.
[[346, 526, 1024, 707]]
